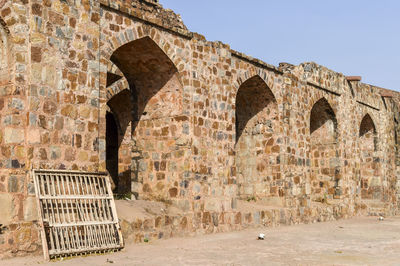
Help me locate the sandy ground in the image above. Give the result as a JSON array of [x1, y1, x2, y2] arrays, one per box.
[[3, 216, 400, 266]]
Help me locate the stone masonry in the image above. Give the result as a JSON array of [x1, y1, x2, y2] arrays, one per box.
[[0, 0, 399, 258]]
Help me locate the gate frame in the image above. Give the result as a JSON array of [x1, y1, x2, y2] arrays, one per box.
[[32, 169, 124, 260]]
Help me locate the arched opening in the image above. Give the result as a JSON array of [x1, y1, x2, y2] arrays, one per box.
[[309, 98, 340, 201], [106, 36, 183, 200], [235, 75, 280, 202], [359, 114, 381, 200], [106, 89, 133, 194]]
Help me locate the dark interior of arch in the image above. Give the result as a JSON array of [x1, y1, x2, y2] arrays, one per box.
[[106, 72, 122, 87], [110, 36, 178, 124], [106, 111, 119, 190], [106, 89, 133, 193], [107, 89, 133, 145], [359, 114, 376, 137], [235, 75, 277, 143], [310, 98, 337, 136]]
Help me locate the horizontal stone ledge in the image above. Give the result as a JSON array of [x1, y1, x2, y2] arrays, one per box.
[[380, 89, 398, 98], [231, 49, 283, 74], [306, 81, 341, 96], [356, 100, 379, 111], [346, 76, 362, 81]]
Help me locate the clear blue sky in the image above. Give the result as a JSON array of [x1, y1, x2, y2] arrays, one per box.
[[160, 0, 399, 91]]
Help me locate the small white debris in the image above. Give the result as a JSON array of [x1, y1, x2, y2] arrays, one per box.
[[257, 233, 265, 240]]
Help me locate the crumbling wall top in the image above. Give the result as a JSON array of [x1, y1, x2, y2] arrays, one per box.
[[100, 0, 191, 37], [288, 62, 346, 95]]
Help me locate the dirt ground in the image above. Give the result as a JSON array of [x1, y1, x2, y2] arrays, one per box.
[[3, 216, 400, 266]]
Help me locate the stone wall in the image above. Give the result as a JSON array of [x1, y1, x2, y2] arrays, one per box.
[[0, 0, 399, 258], [0, 0, 42, 258]]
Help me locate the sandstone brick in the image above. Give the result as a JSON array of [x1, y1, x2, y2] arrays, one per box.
[[49, 11, 65, 26], [23, 197, 38, 221], [43, 100, 57, 114], [4, 128, 24, 144], [61, 105, 77, 119], [39, 148, 47, 160], [31, 46, 42, 63], [0, 193, 13, 225], [168, 187, 177, 197], [31, 3, 42, 16], [78, 151, 88, 161], [8, 176, 20, 192], [50, 146, 61, 160]]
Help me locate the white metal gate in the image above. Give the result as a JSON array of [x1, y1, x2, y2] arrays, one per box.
[[32, 169, 124, 259]]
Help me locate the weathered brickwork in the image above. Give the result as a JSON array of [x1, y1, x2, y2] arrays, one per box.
[[0, 0, 399, 258]]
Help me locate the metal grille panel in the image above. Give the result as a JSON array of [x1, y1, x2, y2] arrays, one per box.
[[32, 170, 124, 259]]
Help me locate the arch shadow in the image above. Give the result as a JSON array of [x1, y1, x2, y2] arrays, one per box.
[[235, 75, 277, 144], [310, 97, 337, 138]]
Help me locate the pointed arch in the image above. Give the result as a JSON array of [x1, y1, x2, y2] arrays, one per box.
[[359, 113, 376, 137], [234, 68, 275, 95], [358, 113, 381, 200], [102, 27, 181, 73], [310, 97, 337, 138], [99, 27, 185, 181], [100, 28, 184, 104], [235, 75, 277, 143], [309, 97, 340, 201], [234, 74, 280, 201], [359, 113, 377, 152], [109, 36, 182, 120]]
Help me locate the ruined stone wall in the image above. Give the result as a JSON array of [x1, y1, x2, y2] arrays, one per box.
[[0, 0, 399, 258], [0, 0, 103, 258], [0, 0, 41, 257]]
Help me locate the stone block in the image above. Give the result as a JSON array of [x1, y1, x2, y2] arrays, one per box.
[[172, 199, 190, 212], [243, 184, 254, 195], [9, 98, 24, 110], [8, 176, 20, 192], [204, 197, 222, 212], [27, 129, 40, 144], [23, 197, 38, 221], [4, 128, 24, 144], [260, 196, 284, 207], [50, 146, 61, 160], [0, 193, 13, 225]]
